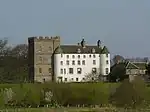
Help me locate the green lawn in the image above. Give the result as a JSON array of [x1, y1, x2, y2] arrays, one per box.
[[0, 108, 149, 112]]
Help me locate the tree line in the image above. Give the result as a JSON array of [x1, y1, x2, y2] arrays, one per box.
[[0, 39, 28, 83]]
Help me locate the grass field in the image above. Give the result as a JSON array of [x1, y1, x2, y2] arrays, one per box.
[[0, 108, 149, 112]]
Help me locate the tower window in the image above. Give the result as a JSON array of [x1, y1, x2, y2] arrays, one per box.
[[39, 46, 42, 52], [39, 56, 42, 62], [60, 61, 63, 65], [61, 54, 63, 57], [106, 60, 109, 64], [83, 55, 86, 58], [39, 68, 42, 73], [89, 55, 91, 58], [60, 69, 63, 74], [105, 68, 109, 74], [49, 46, 52, 51], [48, 68, 52, 73], [106, 54, 108, 57]]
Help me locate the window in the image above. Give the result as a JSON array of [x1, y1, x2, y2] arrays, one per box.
[[60, 69, 63, 74], [92, 77, 94, 81], [83, 55, 86, 58], [72, 60, 75, 65], [76, 78, 79, 82], [92, 48, 95, 53], [64, 69, 66, 74], [66, 60, 69, 65], [105, 68, 109, 74], [77, 68, 82, 74], [92, 68, 97, 74], [65, 78, 67, 82], [93, 55, 96, 58], [49, 46, 52, 51], [48, 68, 52, 73], [39, 46, 42, 52], [60, 61, 63, 65], [78, 55, 80, 58], [93, 60, 96, 65], [77, 48, 81, 53], [71, 78, 74, 81], [89, 55, 91, 58], [61, 54, 63, 58], [106, 60, 109, 64], [82, 60, 85, 65], [58, 77, 62, 82], [106, 54, 108, 57], [39, 68, 42, 73], [82, 78, 85, 81], [78, 60, 81, 65], [39, 56, 42, 62], [72, 55, 75, 58], [67, 55, 69, 58], [69, 68, 73, 74]]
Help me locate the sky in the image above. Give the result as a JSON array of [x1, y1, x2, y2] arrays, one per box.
[[0, 0, 150, 57]]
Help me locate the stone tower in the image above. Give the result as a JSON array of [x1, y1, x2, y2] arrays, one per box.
[[28, 36, 60, 83]]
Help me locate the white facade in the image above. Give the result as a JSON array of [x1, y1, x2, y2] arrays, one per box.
[[54, 53, 110, 82]]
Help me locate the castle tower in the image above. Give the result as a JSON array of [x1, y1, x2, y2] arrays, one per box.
[[28, 36, 60, 83], [100, 46, 110, 80]]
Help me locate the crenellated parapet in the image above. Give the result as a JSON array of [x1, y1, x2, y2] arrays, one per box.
[[28, 36, 60, 42]]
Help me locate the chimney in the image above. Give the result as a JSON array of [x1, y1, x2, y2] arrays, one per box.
[[81, 39, 86, 48], [97, 40, 101, 48]]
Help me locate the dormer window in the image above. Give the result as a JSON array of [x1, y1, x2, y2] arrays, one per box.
[[77, 48, 81, 53], [92, 48, 95, 53]]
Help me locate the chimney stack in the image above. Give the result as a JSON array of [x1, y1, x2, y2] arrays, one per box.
[[97, 40, 101, 48]]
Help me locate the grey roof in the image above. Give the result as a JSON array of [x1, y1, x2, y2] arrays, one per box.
[[101, 46, 109, 54], [54, 45, 103, 54], [54, 46, 63, 54]]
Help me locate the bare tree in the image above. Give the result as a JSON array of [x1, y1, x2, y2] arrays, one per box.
[[113, 55, 124, 64], [84, 72, 100, 82], [11, 44, 28, 58]]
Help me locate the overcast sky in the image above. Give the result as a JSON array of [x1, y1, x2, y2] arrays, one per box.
[[0, 0, 150, 57]]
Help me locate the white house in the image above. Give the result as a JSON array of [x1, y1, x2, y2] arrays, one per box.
[[53, 39, 110, 82]]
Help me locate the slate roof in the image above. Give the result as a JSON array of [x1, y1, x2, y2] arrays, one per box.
[[54, 45, 106, 54], [112, 61, 147, 70], [101, 46, 109, 54], [126, 62, 146, 70]]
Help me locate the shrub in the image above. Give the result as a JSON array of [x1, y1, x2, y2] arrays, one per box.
[[110, 77, 149, 108], [0, 82, 118, 108]]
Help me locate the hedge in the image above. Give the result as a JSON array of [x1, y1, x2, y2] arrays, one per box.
[[0, 80, 149, 108]]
